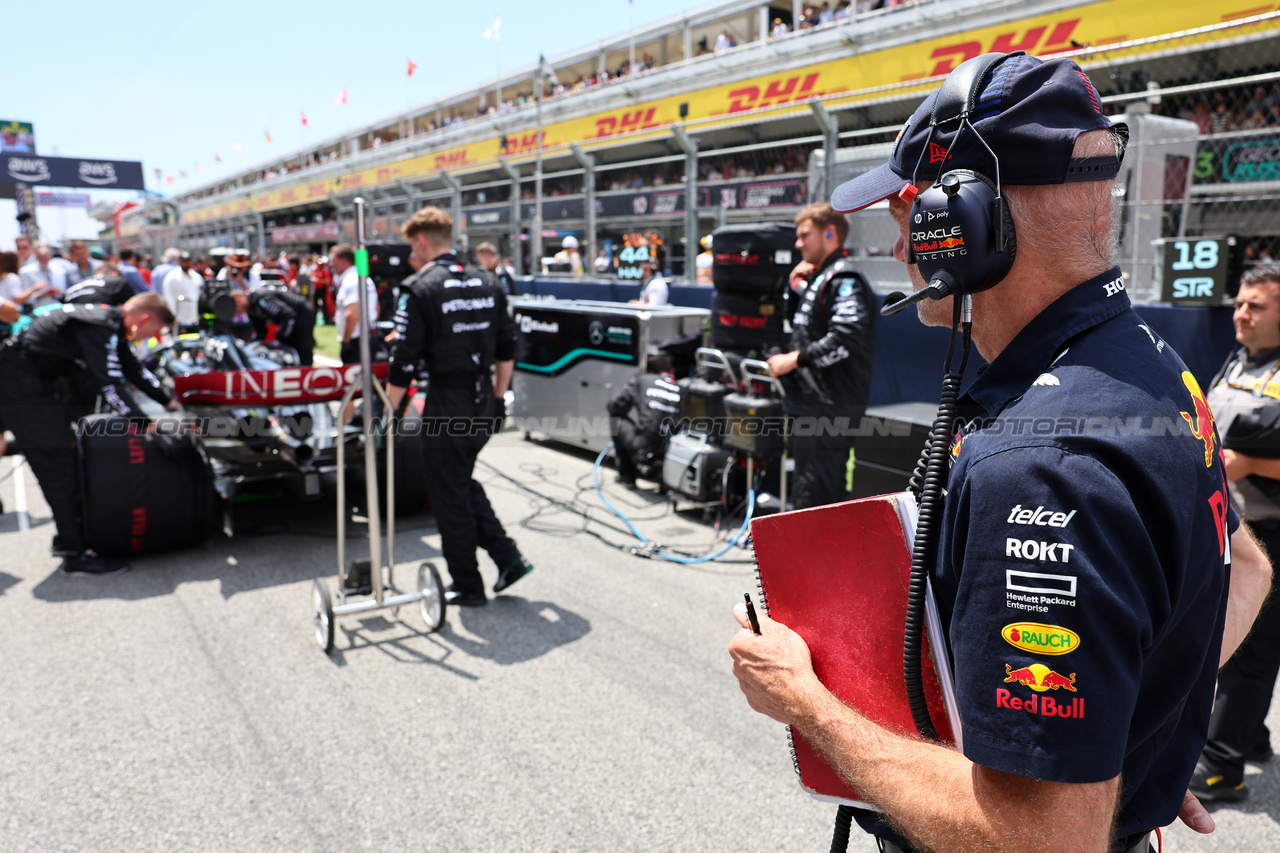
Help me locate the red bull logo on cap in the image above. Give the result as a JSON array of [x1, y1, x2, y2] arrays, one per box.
[[1179, 371, 1217, 468]]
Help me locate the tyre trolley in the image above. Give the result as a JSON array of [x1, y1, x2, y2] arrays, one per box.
[[310, 197, 446, 652]]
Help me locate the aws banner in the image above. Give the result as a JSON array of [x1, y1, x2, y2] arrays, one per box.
[[0, 155, 145, 190]]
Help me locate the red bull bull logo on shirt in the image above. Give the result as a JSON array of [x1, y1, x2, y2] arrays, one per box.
[[1003, 662, 1077, 692], [1179, 371, 1217, 468], [998, 663, 1084, 718]]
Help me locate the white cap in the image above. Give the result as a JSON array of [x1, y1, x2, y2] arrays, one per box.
[[561, 236, 579, 249]]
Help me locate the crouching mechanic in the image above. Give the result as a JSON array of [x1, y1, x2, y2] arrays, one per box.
[[730, 53, 1272, 853], [385, 206, 533, 607], [248, 285, 316, 365], [0, 292, 176, 575], [606, 355, 681, 488], [767, 202, 875, 509]]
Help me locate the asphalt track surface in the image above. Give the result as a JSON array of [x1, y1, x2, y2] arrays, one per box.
[[2, 432, 1278, 853]]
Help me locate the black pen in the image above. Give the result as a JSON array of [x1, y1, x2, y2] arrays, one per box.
[[744, 593, 761, 635]]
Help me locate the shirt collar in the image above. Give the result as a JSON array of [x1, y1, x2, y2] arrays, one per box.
[[1242, 344, 1280, 367], [814, 248, 848, 277], [965, 266, 1130, 416]]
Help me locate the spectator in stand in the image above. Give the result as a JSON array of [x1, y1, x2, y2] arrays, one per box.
[[332, 243, 378, 363], [0, 251, 45, 310], [162, 251, 204, 330], [15, 234, 33, 267], [150, 248, 181, 293], [771, 17, 789, 37], [116, 249, 148, 294], [715, 29, 735, 54], [819, 2, 835, 24], [834, 0, 852, 19], [1242, 109, 1266, 131], [19, 243, 73, 307], [65, 240, 99, 284], [594, 249, 611, 274], [1189, 102, 1212, 134], [1211, 99, 1232, 134]]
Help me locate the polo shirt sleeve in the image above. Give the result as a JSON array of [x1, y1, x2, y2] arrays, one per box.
[[943, 444, 1166, 784]]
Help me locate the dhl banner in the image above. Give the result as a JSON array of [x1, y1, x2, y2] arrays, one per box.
[[182, 0, 1274, 225]]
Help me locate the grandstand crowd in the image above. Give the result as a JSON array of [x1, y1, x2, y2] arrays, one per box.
[[175, 0, 927, 207]]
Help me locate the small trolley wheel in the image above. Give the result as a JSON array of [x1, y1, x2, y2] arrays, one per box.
[[312, 580, 335, 652], [417, 561, 446, 633]]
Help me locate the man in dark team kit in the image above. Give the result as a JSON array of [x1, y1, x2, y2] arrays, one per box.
[[247, 285, 316, 365], [606, 355, 681, 488], [385, 206, 532, 607], [730, 53, 1272, 853], [61, 271, 135, 307], [0, 292, 176, 576], [767, 202, 876, 509]]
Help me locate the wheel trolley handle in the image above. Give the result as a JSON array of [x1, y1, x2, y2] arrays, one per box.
[[739, 358, 785, 398], [335, 195, 396, 608], [737, 357, 788, 510], [695, 346, 739, 385]]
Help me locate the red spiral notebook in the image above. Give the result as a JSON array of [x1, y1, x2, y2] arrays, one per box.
[[750, 492, 960, 809]]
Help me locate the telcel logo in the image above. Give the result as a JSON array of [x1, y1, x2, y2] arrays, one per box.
[[1002, 622, 1079, 656]]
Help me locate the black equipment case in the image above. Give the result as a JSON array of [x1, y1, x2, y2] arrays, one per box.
[[677, 375, 730, 424], [709, 290, 787, 353], [711, 223, 796, 295], [850, 402, 937, 499], [723, 391, 788, 458], [78, 414, 220, 557]]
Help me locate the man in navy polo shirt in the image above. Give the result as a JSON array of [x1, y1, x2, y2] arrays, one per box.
[[729, 52, 1272, 853]]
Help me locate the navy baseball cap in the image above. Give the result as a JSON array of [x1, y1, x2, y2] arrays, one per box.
[[831, 52, 1126, 212]]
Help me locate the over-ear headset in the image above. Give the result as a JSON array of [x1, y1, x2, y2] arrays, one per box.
[[903, 52, 1019, 302]]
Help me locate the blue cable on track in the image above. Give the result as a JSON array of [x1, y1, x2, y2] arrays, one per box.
[[592, 442, 754, 564]]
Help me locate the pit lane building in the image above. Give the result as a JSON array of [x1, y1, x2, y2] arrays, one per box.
[[116, 0, 1280, 301]]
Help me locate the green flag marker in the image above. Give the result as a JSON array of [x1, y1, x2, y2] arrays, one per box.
[[354, 249, 370, 277]]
